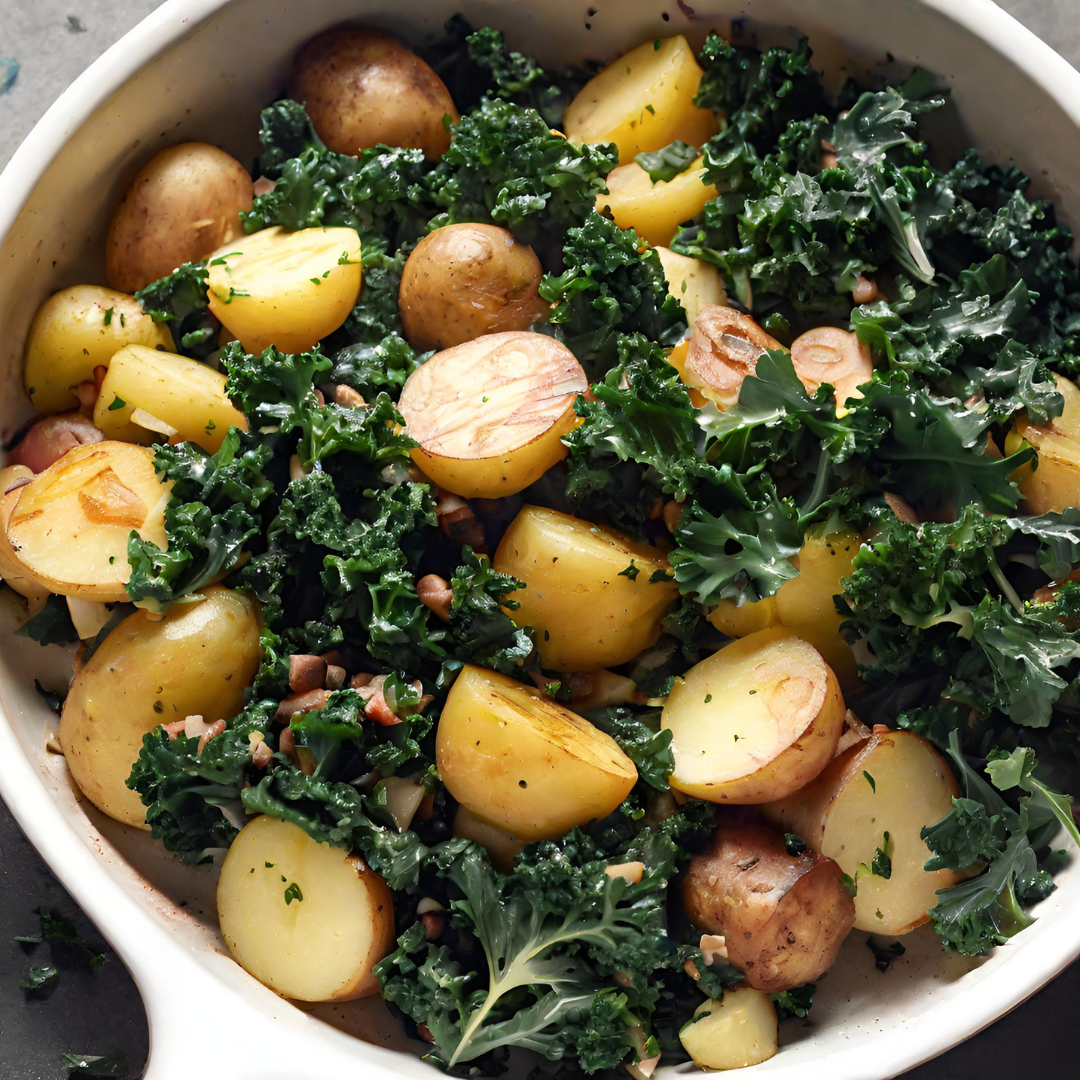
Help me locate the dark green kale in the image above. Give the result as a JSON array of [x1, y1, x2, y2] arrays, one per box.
[[15, 593, 78, 646], [771, 983, 816, 1018], [584, 707, 674, 791], [427, 96, 618, 244], [635, 140, 698, 184], [539, 215, 686, 375], [134, 261, 217, 359], [125, 428, 273, 610], [58, 1050, 130, 1077], [15, 907, 107, 972], [252, 97, 325, 178], [865, 940, 906, 973], [20, 964, 59, 997]]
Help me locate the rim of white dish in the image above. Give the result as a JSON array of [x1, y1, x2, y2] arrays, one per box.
[[1, 1, 1080, 1078]]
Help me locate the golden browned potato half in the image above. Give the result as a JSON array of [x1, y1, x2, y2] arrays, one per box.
[[677, 305, 785, 408], [790, 327, 874, 408], [1006, 373, 1080, 513], [93, 344, 247, 453], [23, 286, 173, 415], [289, 28, 458, 158], [564, 35, 717, 163], [663, 627, 846, 803], [708, 529, 864, 689], [206, 226, 363, 355], [682, 823, 855, 992], [397, 332, 587, 499], [598, 157, 718, 248], [679, 989, 779, 1070], [655, 247, 727, 328], [218, 815, 395, 1001], [762, 728, 965, 934], [493, 504, 679, 671], [3, 441, 170, 601], [437, 664, 637, 840], [398, 224, 549, 351], [106, 143, 253, 294], [59, 586, 262, 825], [453, 806, 526, 873]]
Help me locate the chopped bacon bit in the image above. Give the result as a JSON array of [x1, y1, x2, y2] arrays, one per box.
[[359, 689, 401, 727], [350, 672, 374, 690], [197, 719, 226, 754], [648, 498, 665, 520], [684, 958, 701, 981], [439, 505, 487, 552], [852, 274, 879, 305], [73, 380, 98, 410], [289, 654, 327, 694], [883, 491, 920, 524], [251, 739, 274, 769], [417, 1024, 435, 1044], [278, 726, 299, 767], [275, 688, 330, 723], [314, 388, 325, 407], [331, 384, 366, 408], [252, 176, 276, 197], [662, 500, 683, 533], [162, 720, 188, 740]]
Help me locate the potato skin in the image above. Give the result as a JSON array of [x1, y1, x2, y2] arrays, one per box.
[[59, 586, 261, 826], [1006, 374, 1080, 513], [289, 29, 458, 158], [399, 224, 548, 351], [682, 823, 855, 992], [106, 143, 253, 293]]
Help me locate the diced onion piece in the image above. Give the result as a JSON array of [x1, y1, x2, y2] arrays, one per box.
[[66, 597, 116, 640]]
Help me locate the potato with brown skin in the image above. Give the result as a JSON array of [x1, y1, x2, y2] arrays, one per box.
[[762, 728, 964, 935], [399, 224, 549, 351], [682, 823, 855, 992], [105, 143, 253, 293], [289, 29, 458, 158]]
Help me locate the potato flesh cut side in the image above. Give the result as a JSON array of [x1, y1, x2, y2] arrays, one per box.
[[819, 733, 963, 933], [683, 306, 785, 408], [679, 988, 779, 1070], [4, 441, 170, 601], [398, 332, 588, 499], [436, 664, 637, 840], [217, 815, 394, 1002], [94, 344, 247, 452], [207, 225, 363, 355], [599, 158, 718, 248], [664, 628, 845, 803], [655, 247, 727, 329]]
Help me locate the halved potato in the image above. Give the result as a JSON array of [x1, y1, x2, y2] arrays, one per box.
[[762, 728, 964, 934], [93, 344, 247, 452], [397, 332, 588, 499], [663, 628, 846, 803], [598, 158, 718, 248], [679, 306, 785, 408], [0, 466, 49, 601], [493, 504, 678, 671], [218, 815, 394, 1001], [3, 441, 170, 601], [436, 664, 637, 840], [708, 530, 864, 689], [655, 247, 727, 328], [23, 285, 174, 415], [1006, 373, 1080, 513], [790, 327, 873, 408], [207, 226, 363, 355], [59, 586, 261, 825], [682, 823, 854, 992], [453, 805, 526, 873], [679, 989, 779, 1071], [564, 35, 717, 163]]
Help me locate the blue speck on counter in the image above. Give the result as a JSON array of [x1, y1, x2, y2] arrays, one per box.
[[0, 56, 18, 95]]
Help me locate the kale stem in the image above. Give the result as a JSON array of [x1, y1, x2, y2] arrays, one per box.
[[987, 554, 1024, 614]]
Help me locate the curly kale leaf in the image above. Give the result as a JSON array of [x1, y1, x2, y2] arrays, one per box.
[[584, 707, 674, 791], [15, 594, 79, 646], [134, 261, 217, 359], [125, 429, 273, 609], [635, 141, 698, 184], [127, 701, 276, 861], [252, 97, 325, 177], [428, 97, 618, 243], [540, 214, 686, 374]]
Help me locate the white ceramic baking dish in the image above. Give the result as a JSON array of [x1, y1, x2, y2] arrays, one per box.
[[1, 1, 1079, 1077]]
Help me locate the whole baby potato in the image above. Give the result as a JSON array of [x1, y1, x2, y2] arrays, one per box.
[[105, 142, 253, 294], [59, 585, 262, 826], [289, 28, 459, 158], [399, 224, 549, 351], [23, 285, 174, 415], [682, 823, 855, 992]]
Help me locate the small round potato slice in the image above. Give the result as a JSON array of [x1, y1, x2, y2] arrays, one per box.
[[398, 332, 588, 499], [436, 664, 637, 840], [1006, 372, 1080, 514], [3, 441, 170, 601], [218, 815, 395, 1001], [206, 226, 362, 355], [663, 627, 846, 803]]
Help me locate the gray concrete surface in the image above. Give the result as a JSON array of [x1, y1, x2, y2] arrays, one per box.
[[1, 2, 1079, 1077]]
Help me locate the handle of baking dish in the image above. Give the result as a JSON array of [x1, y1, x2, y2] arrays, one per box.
[[137, 958, 370, 1080]]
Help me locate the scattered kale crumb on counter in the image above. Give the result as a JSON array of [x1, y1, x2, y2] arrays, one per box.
[[6, 15, 1080, 1078]]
